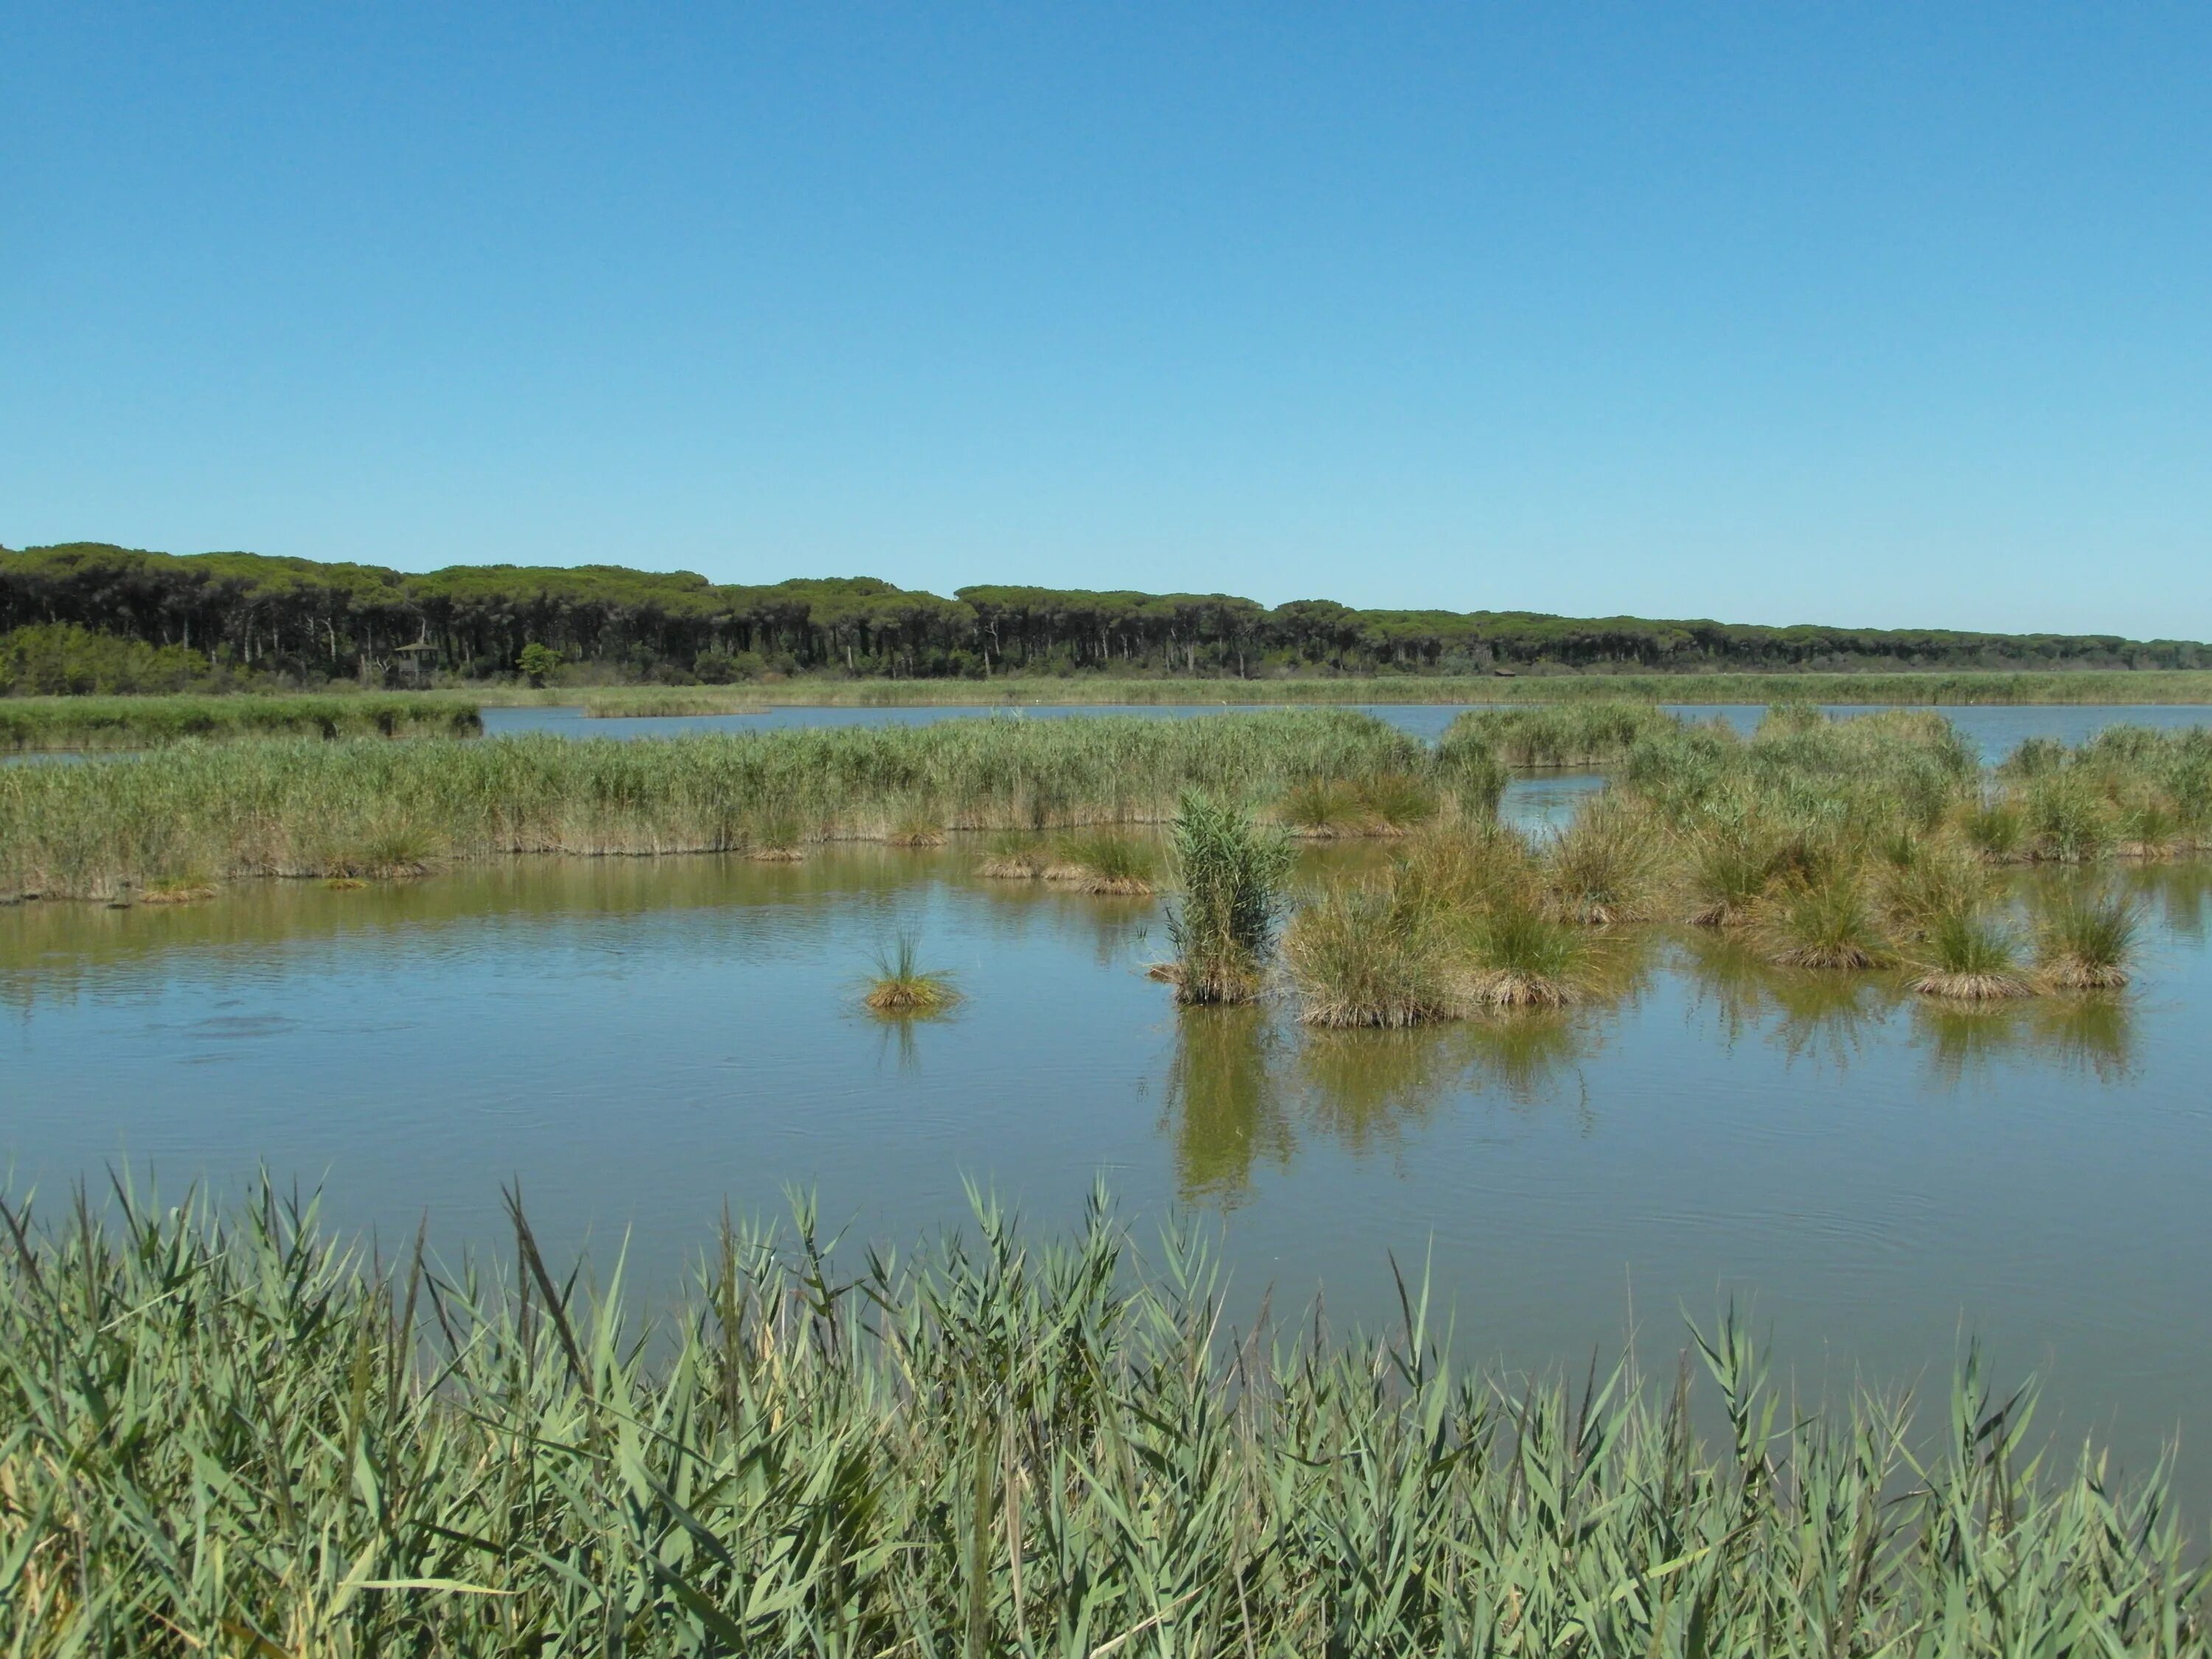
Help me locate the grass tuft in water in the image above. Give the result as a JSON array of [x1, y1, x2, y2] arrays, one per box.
[[2034, 888, 2140, 990], [1757, 867, 1894, 970], [1911, 909, 2032, 1000], [1464, 900, 1592, 1007], [1543, 791, 1663, 924], [1163, 793, 1293, 1004], [974, 830, 1049, 880], [862, 933, 962, 1013], [1281, 879, 1459, 1027], [1043, 830, 1158, 894]]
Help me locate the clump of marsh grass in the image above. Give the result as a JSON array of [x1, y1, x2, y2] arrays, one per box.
[[2115, 793, 2179, 859], [1910, 909, 2033, 1001], [335, 815, 442, 879], [1756, 868, 1893, 970], [1880, 838, 1994, 937], [1354, 771, 1439, 833], [1279, 776, 1366, 838], [1959, 796, 2027, 861], [2022, 773, 2118, 863], [139, 874, 219, 905], [1430, 726, 1508, 818], [582, 691, 766, 718], [1464, 900, 1591, 1008], [1444, 701, 1682, 766], [1163, 793, 1294, 1005], [746, 812, 806, 861], [1391, 819, 1539, 917], [1, 710, 1424, 898], [1045, 830, 1158, 895], [2034, 889, 2140, 990], [1678, 813, 1781, 928], [861, 933, 962, 1014], [975, 830, 1049, 880], [0, 692, 482, 751], [883, 808, 946, 849], [1281, 878, 1460, 1028], [1542, 791, 1663, 925]]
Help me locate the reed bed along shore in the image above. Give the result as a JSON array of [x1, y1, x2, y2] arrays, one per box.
[[1, 711, 1426, 898], [0, 692, 484, 751], [581, 690, 768, 717], [2, 1181, 2200, 1657], [473, 669, 2212, 708]]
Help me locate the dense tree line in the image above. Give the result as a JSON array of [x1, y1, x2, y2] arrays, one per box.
[[4, 541, 2203, 687]]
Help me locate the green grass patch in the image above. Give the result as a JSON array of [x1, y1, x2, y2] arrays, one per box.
[[0, 693, 483, 751]]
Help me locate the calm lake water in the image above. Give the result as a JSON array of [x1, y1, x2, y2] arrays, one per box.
[[5, 824, 2210, 1506]]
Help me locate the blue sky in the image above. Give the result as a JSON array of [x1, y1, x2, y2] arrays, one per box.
[[4, 4, 2207, 636]]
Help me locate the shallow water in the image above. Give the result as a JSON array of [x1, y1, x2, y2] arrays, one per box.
[[5, 834, 2210, 1507], [483, 700, 2212, 762]]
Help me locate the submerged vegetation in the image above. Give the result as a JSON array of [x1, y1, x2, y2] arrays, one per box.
[[0, 1182, 2202, 1655]]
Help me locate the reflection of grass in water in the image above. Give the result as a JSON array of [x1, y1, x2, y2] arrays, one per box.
[[2121, 862, 2208, 944], [1461, 1011, 1588, 1108], [1678, 929, 1901, 1071], [1912, 993, 2136, 1088], [1294, 1026, 1467, 1150], [1162, 1006, 1291, 1205], [2026, 993, 2136, 1082]]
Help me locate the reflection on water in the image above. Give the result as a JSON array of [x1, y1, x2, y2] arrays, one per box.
[[1162, 1009, 1617, 1206], [1680, 931, 1902, 1072], [1163, 1008, 1292, 1203], [1911, 994, 2136, 1088]]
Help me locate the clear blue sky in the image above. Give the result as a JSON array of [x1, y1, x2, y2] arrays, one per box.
[[4, 4, 2207, 637]]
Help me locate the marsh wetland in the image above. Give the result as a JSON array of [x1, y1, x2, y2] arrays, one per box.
[[7, 742, 2211, 1467], [8, 699, 2212, 1647]]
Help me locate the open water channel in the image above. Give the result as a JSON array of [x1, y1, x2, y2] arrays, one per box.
[[5, 703, 2210, 1504]]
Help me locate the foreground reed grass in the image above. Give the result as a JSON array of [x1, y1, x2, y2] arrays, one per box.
[[3, 1182, 2200, 1656], [0, 692, 483, 751], [1, 711, 1420, 899]]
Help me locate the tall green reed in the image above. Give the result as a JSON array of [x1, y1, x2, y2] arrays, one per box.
[[3, 1180, 2199, 1656]]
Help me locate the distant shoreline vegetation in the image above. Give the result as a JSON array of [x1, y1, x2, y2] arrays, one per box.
[[6, 541, 2209, 694], [11, 673, 2212, 752]]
